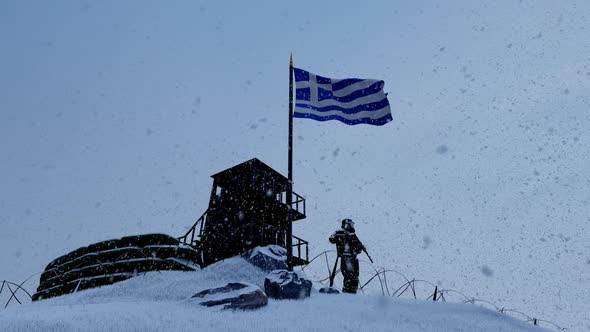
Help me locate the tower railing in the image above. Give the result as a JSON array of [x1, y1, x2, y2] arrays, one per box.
[[179, 211, 309, 266], [292, 235, 309, 264], [275, 190, 306, 217], [177, 209, 208, 248]]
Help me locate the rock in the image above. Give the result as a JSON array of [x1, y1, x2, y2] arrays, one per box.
[[241, 245, 288, 272], [264, 270, 312, 300], [191, 282, 268, 310], [319, 287, 340, 294]]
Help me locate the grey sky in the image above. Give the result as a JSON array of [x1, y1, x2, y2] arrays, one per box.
[[1, 0, 589, 328]]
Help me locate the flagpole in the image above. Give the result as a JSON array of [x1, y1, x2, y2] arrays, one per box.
[[286, 53, 294, 271]]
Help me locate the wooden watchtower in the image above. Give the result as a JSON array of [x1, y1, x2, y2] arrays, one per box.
[[179, 158, 308, 267]]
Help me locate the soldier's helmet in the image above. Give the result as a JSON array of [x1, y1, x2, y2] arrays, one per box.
[[341, 218, 355, 230]]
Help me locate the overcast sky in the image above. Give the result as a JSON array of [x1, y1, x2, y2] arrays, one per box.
[[1, 0, 589, 328]]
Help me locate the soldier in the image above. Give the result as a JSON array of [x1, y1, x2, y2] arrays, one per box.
[[329, 218, 366, 294]]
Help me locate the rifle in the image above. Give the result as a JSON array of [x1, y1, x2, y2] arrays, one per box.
[[362, 247, 374, 264]]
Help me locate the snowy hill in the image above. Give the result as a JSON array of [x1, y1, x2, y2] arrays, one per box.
[[0, 257, 547, 332], [1, 1, 589, 330]]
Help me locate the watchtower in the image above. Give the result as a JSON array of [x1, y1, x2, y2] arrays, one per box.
[[179, 158, 308, 267]]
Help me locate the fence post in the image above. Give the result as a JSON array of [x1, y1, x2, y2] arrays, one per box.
[[433, 286, 438, 301]]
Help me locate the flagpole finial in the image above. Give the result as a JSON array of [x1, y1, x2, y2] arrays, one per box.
[[290, 53, 293, 67]]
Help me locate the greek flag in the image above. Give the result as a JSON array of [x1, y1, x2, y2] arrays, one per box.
[[293, 67, 392, 126]]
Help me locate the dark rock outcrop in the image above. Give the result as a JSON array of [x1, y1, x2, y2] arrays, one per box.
[[264, 269, 312, 300], [241, 245, 288, 272], [319, 286, 340, 294], [191, 282, 268, 310]]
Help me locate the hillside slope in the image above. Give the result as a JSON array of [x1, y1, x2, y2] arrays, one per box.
[[0, 257, 547, 332]]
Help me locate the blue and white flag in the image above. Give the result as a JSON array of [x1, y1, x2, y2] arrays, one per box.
[[293, 67, 392, 126]]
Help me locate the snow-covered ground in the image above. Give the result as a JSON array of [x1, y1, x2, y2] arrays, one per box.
[[0, 257, 548, 332], [1, 1, 589, 331]]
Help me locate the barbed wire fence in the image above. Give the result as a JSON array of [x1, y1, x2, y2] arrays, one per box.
[[1, 250, 569, 331], [0, 280, 33, 309], [299, 250, 568, 331]]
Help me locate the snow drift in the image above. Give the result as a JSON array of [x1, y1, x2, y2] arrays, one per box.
[[0, 256, 547, 332]]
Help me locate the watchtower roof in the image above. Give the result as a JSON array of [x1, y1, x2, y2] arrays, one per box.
[[211, 158, 288, 189]]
